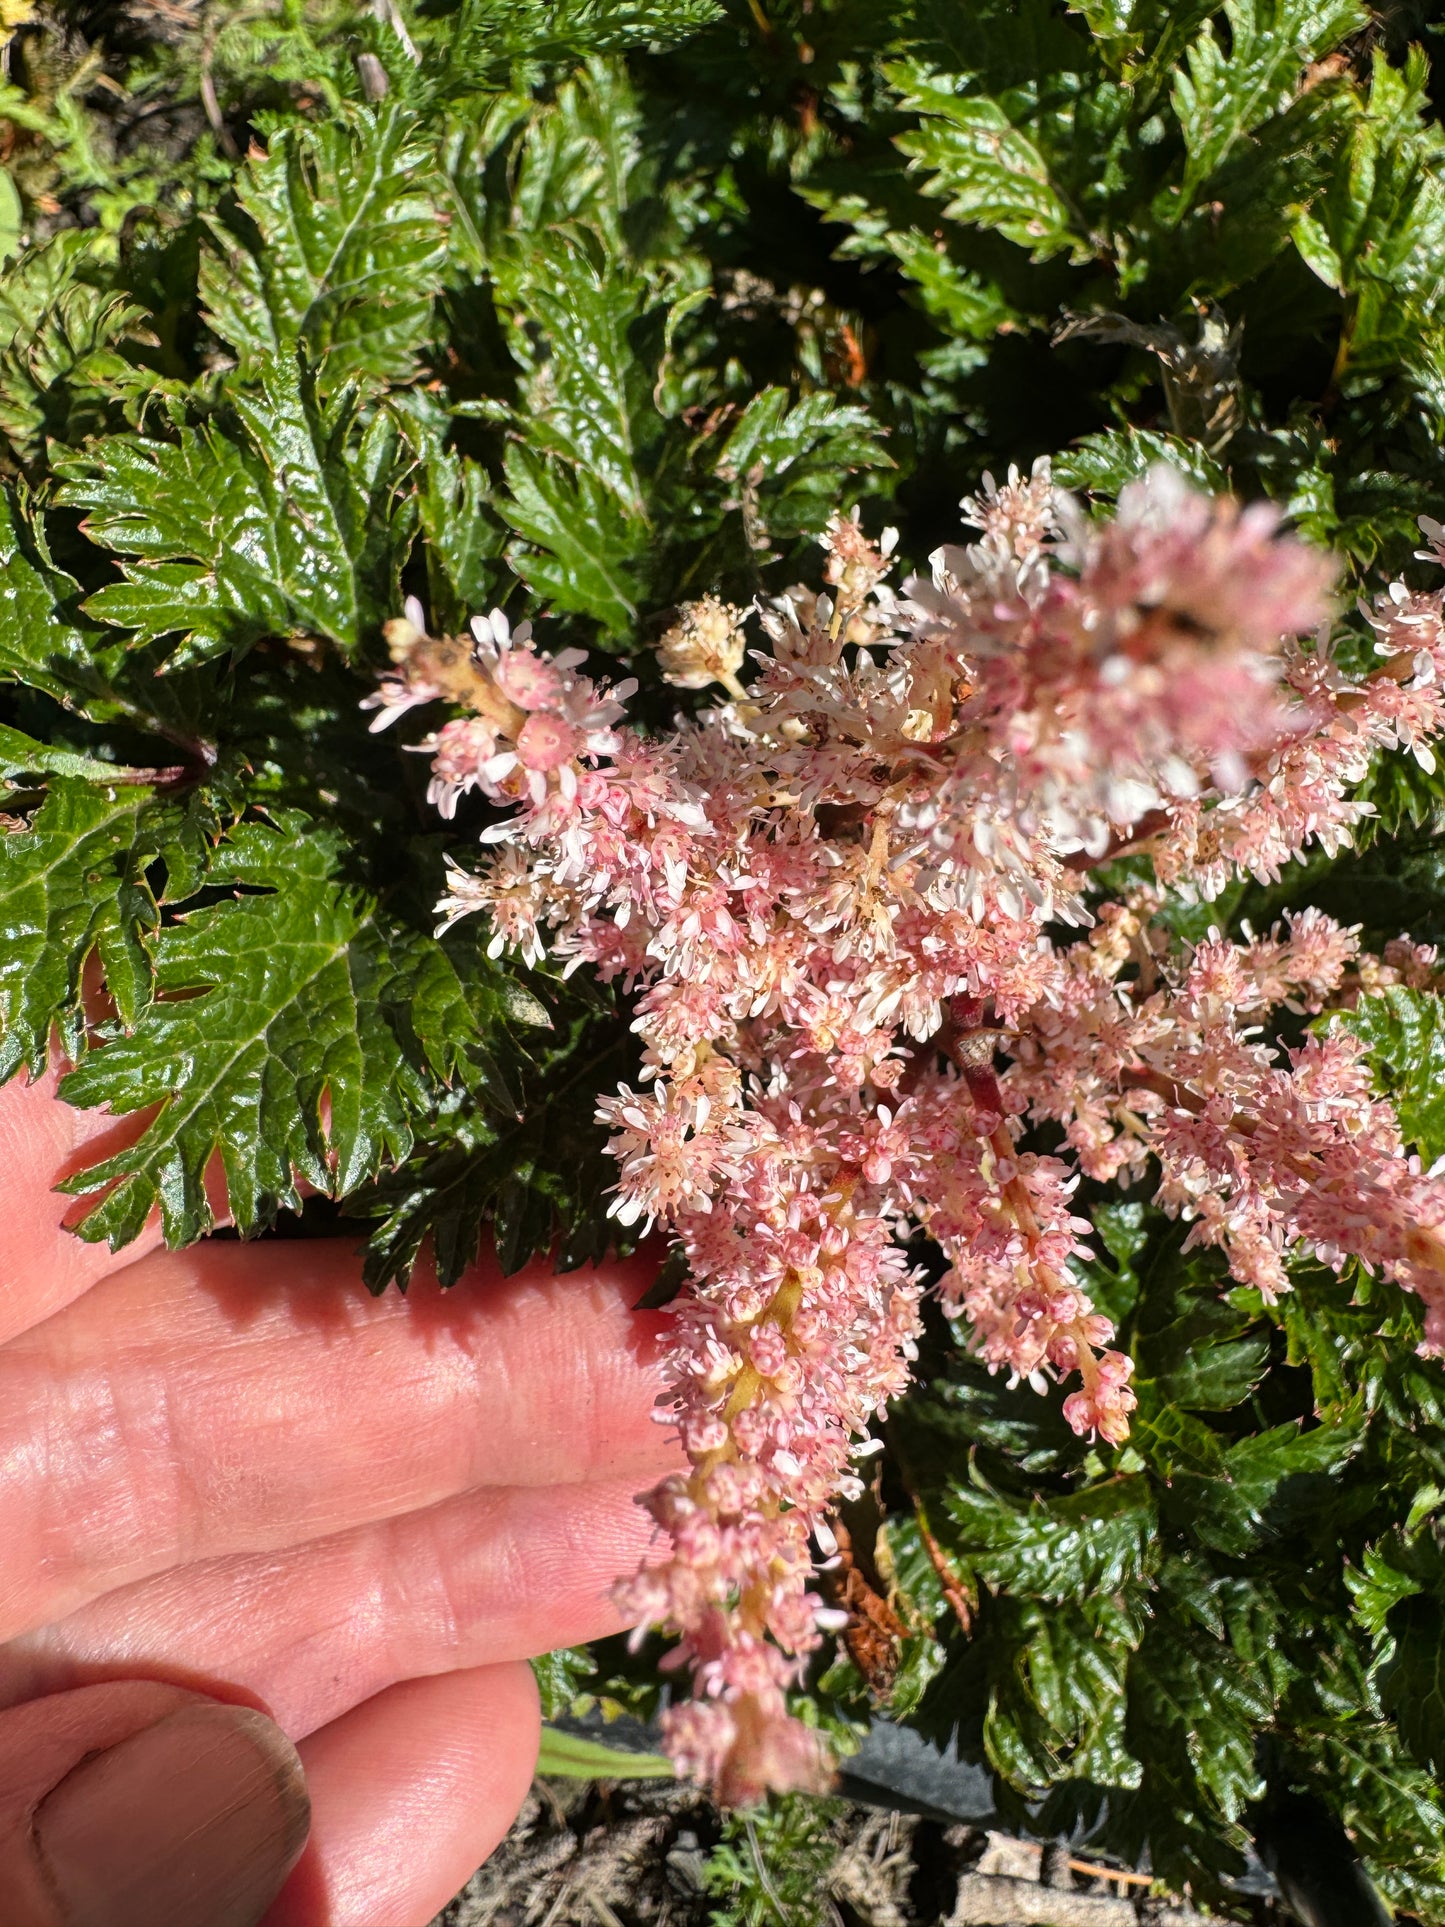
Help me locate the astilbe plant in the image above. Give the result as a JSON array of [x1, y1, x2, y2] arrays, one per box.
[[371, 464, 1445, 1804]]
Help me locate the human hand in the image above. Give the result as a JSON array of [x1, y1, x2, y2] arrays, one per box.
[[0, 1068, 679, 1926]]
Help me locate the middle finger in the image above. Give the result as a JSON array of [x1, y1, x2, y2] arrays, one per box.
[[0, 1242, 674, 1641], [0, 1473, 659, 1737]]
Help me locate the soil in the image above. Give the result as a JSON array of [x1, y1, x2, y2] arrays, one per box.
[[428, 1778, 971, 1927], [423, 1780, 1283, 1927]]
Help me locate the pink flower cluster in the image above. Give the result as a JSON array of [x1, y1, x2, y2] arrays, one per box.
[[364, 596, 633, 823], [373, 467, 1445, 1803]]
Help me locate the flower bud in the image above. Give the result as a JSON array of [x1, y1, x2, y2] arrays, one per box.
[[657, 596, 748, 690]]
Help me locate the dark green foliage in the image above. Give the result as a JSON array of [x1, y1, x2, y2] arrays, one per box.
[[60, 354, 416, 667], [1333, 984, 1445, 1160], [55, 813, 535, 1246], [3, 1, 1445, 1912], [880, 1229, 1445, 1913], [198, 107, 450, 386], [351, 981, 635, 1288]]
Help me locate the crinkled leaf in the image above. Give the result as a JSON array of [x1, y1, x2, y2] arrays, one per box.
[[428, 0, 721, 82], [1380, 1592, 1445, 1778], [1134, 1384, 1362, 1556], [1054, 428, 1230, 498], [889, 61, 1086, 264], [1348, 1539, 1424, 1643], [416, 439, 507, 634], [1131, 1268, 1270, 1412], [61, 355, 413, 667], [0, 782, 162, 1076], [1332, 987, 1445, 1162], [56, 815, 501, 1247], [497, 233, 654, 517], [0, 486, 125, 715], [501, 442, 642, 636], [941, 1474, 1155, 1602], [890, 1345, 1079, 1477], [1170, 0, 1368, 214], [714, 388, 893, 549], [353, 1001, 633, 1289], [0, 232, 154, 466], [200, 106, 448, 386]]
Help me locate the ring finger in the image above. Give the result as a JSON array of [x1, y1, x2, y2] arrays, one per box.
[[0, 1473, 659, 1738]]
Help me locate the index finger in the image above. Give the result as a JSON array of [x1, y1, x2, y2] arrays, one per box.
[[0, 1070, 168, 1345]]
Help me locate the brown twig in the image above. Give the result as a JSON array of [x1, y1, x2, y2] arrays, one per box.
[[915, 1509, 974, 1633], [198, 22, 238, 158]]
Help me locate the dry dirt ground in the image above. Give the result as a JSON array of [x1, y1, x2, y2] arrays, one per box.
[[425, 1779, 1275, 1927]]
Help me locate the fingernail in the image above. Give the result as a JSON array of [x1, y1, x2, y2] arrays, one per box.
[[32, 1701, 310, 1927]]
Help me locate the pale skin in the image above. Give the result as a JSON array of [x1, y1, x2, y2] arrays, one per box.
[[0, 1067, 681, 1925]]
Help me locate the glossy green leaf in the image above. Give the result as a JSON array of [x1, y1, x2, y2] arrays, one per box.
[[56, 815, 496, 1247], [200, 106, 448, 386], [1332, 988, 1445, 1162], [61, 355, 413, 667], [942, 1474, 1156, 1601], [1380, 1592, 1445, 1778], [890, 62, 1085, 263], [1171, 0, 1368, 213]]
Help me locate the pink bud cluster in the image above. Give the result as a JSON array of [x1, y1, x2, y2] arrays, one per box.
[[373, 466, 1445, 1802]]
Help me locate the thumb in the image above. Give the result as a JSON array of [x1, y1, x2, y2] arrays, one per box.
[[0, 1682, 310, 1927]]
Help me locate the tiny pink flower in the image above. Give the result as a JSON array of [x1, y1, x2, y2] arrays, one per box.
[[494, 647, 564, 710], [516, 710, 581, 771]]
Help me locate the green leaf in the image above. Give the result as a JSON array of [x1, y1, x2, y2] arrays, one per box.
[[415, 438, 506, 633], [1379, 1592, 1445, 1778], [988, 1595, 1141, 1788], [1170, 0, 1368, 215], [534, 1726, 674, 1780], [1130, 1262, 1270, 1412], [1331, 987, 1445, 1163], [0, 233, 154, 466], [1054, 427, 1229, 498], [1295, 50, 1445, 302], [0, 167, 20, 265], [56, 814, 494, 1247], [497, 233, 653, 518], [426, 0, 721, 84], [800, 184, 1014, 345], [1119, 1603, 1269, 1874], [487, 214, 696, 626], [889, 61, 1086, 264], [1291, 206, 1344, 292], [0, 486, 128, 717], [942, 1473, 1155, 1601], [353, 988, 633, 1289], [1134, 1381, 1362, 1556], [200, 106, 448, 386], [0, 723, 168, 788], [0, 781, 164, 1078], [1348, 1539, 1423, 1642], [1219, 1418, 1364, 1540], [62, 354, 413, 667], [531, 1645, 595, 1720], [714, 388, 892, 550], [890, 1344, 1080, 1477], [501, 441, 642, 636]]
